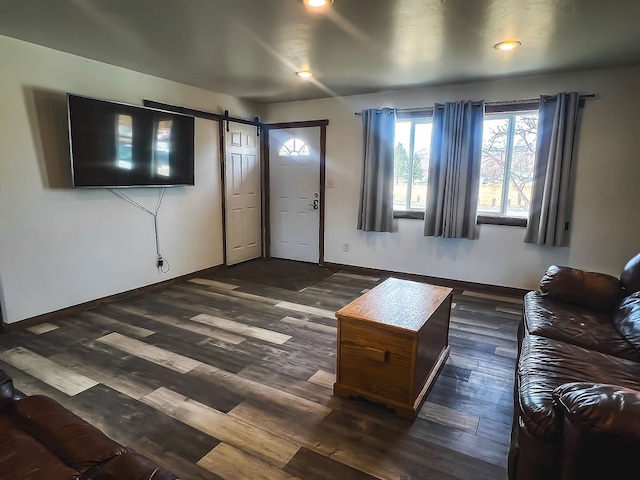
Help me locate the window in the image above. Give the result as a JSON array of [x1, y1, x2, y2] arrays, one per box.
[[393, 118, 432, 211], [279, 138, 310, 156], [392, 107, 539, 224], [478, 111, 538, 218]]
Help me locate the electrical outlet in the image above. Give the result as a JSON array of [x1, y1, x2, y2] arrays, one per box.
[[343, 243, 349, 252]]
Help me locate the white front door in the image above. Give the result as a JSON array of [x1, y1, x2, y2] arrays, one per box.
[[269, 127, 320, 263], [224, 123, 261, 265]]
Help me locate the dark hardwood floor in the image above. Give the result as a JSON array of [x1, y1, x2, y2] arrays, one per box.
[[0, 259, 521, 480]]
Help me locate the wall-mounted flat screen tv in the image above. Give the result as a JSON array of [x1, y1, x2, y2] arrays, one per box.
[[67, 93, 195, 188]]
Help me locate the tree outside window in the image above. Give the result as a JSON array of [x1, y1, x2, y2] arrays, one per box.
[[479, 112, 538, 218]]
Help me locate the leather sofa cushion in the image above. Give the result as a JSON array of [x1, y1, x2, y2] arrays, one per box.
[[90, 452, 179, 480], [612, 292, 640, 355], [524, 292, 640, 361], [0, 415, 80, 479], [621, 252, 640, 295], [540, 266, 624, 313], [10, 395, 126, 474], [516, 335, 640, 443]]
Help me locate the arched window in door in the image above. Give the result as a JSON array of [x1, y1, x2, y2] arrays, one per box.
[[279, 138, 310, 156]]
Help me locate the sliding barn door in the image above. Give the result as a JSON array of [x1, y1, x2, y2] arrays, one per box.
[[224, 123, 261, 265]]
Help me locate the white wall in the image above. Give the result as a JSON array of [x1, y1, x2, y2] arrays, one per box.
[[0, 35, 257, 323], [263, 67, 640, 290]]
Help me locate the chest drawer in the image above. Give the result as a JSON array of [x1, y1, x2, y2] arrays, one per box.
[[337, 318, 415, 403]]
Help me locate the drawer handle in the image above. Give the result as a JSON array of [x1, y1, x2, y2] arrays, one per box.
[[365, 347, 388, 363]]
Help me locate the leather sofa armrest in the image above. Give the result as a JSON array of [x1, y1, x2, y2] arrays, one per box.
[[553, 382, 640, 480], [11, 395, 126, 473], [540, 265, 624, 313], [621, 252, 640, 295], [553, 382, 640, 438], [0, 370, 16, 411]]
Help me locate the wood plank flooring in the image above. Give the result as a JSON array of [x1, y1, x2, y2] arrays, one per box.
[[0, 259, 520, 480]]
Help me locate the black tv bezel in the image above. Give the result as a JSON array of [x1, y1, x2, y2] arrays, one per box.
[[67, 93, 196, 189]]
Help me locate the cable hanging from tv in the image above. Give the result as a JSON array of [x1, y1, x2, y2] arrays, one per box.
[[110, 188, 170, 273]]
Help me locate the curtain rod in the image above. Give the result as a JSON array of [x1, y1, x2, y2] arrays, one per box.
[[353, 94, 596, 115]]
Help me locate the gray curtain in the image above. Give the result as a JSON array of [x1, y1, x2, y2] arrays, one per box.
[[424, 100, 484, 239], [524, 92, 581, 246], [357, 108, 396, 232]]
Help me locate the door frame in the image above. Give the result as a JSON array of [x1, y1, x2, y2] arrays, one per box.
[[262, 119, 329, 265]]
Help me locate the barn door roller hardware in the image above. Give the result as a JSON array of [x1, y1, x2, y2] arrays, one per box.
[[143, 100, 262, 136]]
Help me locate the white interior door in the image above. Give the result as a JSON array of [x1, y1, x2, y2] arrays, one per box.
[[224, 123, 261, 265], [269, 127, 320, 263]]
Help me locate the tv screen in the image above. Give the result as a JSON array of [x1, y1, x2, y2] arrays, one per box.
[[67, 93, 195, 188]]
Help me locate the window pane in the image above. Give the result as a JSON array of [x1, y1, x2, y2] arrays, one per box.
[[393, 121, 411, 210], [279, 138, 310, 156], [478, 117, 509, 215], [410, 122, 431, 210], [506, 113, 538, 218]]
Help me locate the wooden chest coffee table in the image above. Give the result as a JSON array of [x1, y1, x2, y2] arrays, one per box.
[[333, 277, 453, 419]]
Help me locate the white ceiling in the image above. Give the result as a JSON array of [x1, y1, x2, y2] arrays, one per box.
[[1, 0, 640, 104]]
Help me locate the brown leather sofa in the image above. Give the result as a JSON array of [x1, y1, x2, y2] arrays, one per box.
[[0, 371, 180, 480], [508, 253, 640, 480]]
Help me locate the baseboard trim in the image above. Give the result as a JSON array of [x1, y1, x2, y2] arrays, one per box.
[[324, 262, 529, 298], [3, 265, 226, 331]]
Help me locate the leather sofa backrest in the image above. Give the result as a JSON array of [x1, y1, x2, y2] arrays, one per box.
[[612, 292, 640, 354], [621, 253, 640, 296]]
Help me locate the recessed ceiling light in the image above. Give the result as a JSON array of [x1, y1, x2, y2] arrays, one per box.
[[295, 70, 314, 79], [303, 0, 334, 8], [494, 40, 521, 51]]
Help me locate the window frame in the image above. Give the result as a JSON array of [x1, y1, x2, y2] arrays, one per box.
[[392, 103, 538, 227]]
